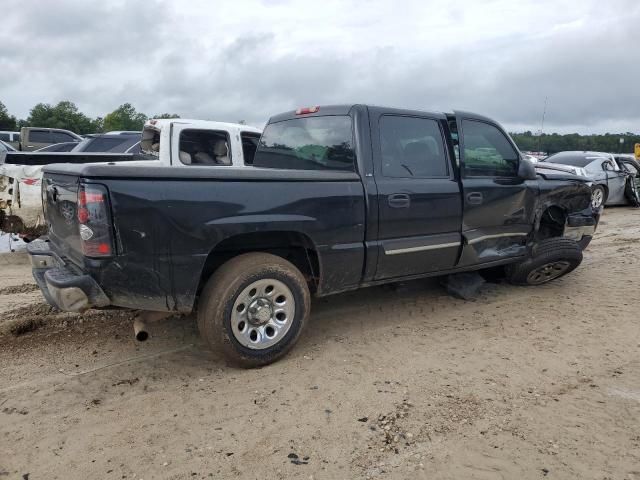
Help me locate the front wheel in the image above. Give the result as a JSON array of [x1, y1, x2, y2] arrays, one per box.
[[506, 238, 583, 286], [197, 253, 311, 368], [591, 185, 606, 209]]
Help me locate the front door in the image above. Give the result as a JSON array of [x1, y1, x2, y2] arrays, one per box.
[[373, 111, 462, 280], [454, 113, 537, 266]]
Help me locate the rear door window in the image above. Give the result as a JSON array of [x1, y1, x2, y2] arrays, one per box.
[[461, 120, 519, 177], [179, 130, 231, 165], [30, 130, 51, 143], [254, 115, 355, 171], [379, 115, 449, 178]]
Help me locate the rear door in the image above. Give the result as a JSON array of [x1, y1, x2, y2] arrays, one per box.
[[454, 113, 537, 265], [372, 109, 462, 280]]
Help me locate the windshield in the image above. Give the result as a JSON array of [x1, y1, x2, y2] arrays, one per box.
[[253, 115, 355, 171]]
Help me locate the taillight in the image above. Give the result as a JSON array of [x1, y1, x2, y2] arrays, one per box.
[[77, 183, 114, 257]]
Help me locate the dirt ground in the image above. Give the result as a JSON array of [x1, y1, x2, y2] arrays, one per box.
[[1, 208, 639, 480]]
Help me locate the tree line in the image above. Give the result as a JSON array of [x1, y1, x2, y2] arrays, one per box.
[[1, 99, 638, 154], [0, 100, 179, 134], [511, 131, 640, 155]]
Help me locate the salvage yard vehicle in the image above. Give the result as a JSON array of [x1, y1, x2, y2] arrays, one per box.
[[542, 151, 640, 208], [0, 131, 20, 149], [0, 119, 261, 238], [28, 105, 598, 367], [19, 127, 83, 151]]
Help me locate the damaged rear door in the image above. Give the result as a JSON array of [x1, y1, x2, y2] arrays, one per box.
[[452, 112, 537, 265]]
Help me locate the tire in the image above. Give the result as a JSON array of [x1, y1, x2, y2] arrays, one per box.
[[506, 238, 583, 286], [591, 185, 606, 209], [197, 252, 311, 368]]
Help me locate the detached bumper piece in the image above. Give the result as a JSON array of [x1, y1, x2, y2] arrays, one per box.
[[27, 241, 110, 312], [563, 213, 597, 242]]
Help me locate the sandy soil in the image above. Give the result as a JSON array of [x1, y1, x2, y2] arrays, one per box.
[[1, 208, 639, 480]]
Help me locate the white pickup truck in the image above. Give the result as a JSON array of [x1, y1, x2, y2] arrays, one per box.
[[0, 119, 262, 238]]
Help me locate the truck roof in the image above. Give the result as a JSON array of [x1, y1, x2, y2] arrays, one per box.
[[267, 104, 496, 124], [144, 118, 261, 134]]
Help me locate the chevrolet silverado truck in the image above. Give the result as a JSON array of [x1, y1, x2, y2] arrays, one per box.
[[1, 119, 261, 238], [28, 105, 597, 367]]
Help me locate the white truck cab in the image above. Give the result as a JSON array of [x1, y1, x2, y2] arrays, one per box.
[[140, 119, 262, 167]]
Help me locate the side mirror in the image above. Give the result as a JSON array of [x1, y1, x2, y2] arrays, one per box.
[[518, 157, 537, 180]]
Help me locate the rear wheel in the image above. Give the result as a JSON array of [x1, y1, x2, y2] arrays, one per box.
[[506, 238, 583, 286], [591, 185, 606, 209], [197, 253, 310, 368]]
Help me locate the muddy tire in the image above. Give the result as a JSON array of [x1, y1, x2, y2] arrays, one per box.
[[506, 238, 583, 286], [197, 253, 310, 368]]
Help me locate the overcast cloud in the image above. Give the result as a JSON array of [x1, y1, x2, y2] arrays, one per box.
[[1, 0, 639, 133]]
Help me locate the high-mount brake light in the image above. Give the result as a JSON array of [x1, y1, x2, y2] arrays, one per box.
[[77, 184, 114, 258], [295, 106, 320, 115]]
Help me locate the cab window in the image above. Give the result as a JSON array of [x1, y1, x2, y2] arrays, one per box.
[[461, 120, 519, 177]]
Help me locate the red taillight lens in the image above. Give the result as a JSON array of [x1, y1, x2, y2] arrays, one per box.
[[295, 106, 320, 115], [77, 184, 114, 258]]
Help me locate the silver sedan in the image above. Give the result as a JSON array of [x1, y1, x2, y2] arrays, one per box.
[[541, 151, 638, 208]]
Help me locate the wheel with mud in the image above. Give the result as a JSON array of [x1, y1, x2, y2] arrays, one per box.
[[506, 238, 583, 286], [197, 253, 310, 368]]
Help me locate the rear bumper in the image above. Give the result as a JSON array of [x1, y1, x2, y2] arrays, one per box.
[[27, 241, 110, 312]]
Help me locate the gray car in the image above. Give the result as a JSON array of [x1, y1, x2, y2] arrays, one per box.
[[542, 151, 634, 208]]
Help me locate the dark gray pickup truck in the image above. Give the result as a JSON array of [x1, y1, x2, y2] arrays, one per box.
[[29, 104, 597, 366]]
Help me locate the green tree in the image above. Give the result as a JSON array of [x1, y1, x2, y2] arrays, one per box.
[[0, 101, 18, 131], [26, 100, 97, 134], [152, 113, 181, 119], [102, 103, 148, 132]]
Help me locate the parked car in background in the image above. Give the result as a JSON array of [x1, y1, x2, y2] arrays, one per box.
[[542, 151, 639, 208], [19, 127, 82, 151], [0, 131, 20, 149], [34, 142, 79, 153], [72, 134, 142, 154], [0, 140, 17, 152]]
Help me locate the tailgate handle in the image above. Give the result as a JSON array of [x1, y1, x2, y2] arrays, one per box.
[[388, 193, 410, 208], [466, 192, 483, 205]]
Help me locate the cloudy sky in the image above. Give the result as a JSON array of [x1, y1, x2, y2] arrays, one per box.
[[1, 0, 638, 133]]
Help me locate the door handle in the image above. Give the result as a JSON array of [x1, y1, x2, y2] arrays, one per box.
[[388, 193, 410, 208], [466, 192, 483, 205]]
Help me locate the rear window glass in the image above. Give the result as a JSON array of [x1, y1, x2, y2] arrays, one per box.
[[254, 116, 355, 171], [544, 154, 602, 168]]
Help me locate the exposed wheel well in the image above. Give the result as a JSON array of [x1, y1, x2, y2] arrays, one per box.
[[197, 231, 320, 296], [535, 206, 566, 241]]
